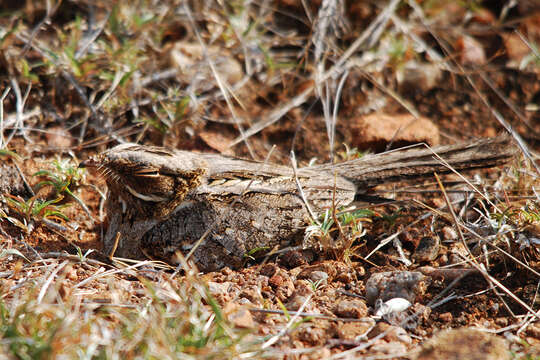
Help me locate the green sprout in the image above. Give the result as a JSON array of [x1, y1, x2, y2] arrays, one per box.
[[33, 158, 93, 221], [243, 246, 270, 261], [1, 194, 69, 234], [304, 208, 373, 248], [0, 149, 22, 162]]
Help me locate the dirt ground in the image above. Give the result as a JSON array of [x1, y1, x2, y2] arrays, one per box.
[[0, 1, 539, 359]]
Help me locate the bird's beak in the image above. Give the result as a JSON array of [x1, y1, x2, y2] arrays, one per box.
[[79, 158, 99, 168]]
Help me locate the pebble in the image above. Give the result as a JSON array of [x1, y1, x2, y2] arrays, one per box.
[[306, 270, 329, 285], [349, 113, 440, 152], [275, 274, 295, 301], [374, 297, 412, 318], [268, 274, 284, 287], [525, 322, 540, 339], [260, 263, 279, 277], [278, 250, 308, 268], [207, 281, 232, 296], [442, 226, 458, 241], [335, 271, 355, 284], [223, 303, 254, 329], [412, 236, 440, 262], [438, 312, 453, 322], [365, 271, 430, 305], [333, 299, 369, 319], [297, 325, 327, 345], [238, 285, 263, 306], [369, 340, 408, 355], [297, 262, 339, 282], [285, 294, 310, 311], [411, 303, 431, 325], [335, 319, 375, 340], [495, 317, 508, 327], [414, 328, 510, 360], [368, 322, 412, 344]]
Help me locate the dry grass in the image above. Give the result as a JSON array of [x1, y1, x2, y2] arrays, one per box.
[[0, 0, 539, 359], [0, 257, 265, 359]]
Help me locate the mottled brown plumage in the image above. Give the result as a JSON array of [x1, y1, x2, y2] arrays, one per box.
[[82, 136, 515, 271]]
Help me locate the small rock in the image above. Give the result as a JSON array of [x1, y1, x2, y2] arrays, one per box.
[[296, 325, 327, 345], [306, 270, 329, 285], [349, 113, 440, 152], [220, 267, 233, 276], [301, 347, 332, 360], [45, 126, 74, 149], [374, 297, 412, 318], [285, 294, 310, 311], [61, 264, 78, 281], [355, 264, 366, 278], [223, 303, 254, 329], [455, 35, 486, 66], [397, 61, 443, 93], [293, 280, 315, 297], [260, 263, 279, 277], [335, 319, 375, 340], [370, 340, 408, 355], [525, 322, 540, 339], [502, 32, 532, 67], [58, 282, 71, 301], [365, 271, 430, 305], [333, 299, 368, 319], [238, 285, 263, 306], [414, 328, 510, 360], [411, 303, 431, 325], [495, 317, 508, 327], [207, 281, 232, 296], [266, 270, 295, 302], [279, 250, 308, 268], [412, 236, 440, 262], [438, 312, 453, 322], [368, 322, 411, 344], [335, 271, 355, 284], [198, 128, 236, 154], [297, 262, 339, 282], [442, 226, 458, 241], [268, 274, 284, 288], [169, 41, 243, 90]]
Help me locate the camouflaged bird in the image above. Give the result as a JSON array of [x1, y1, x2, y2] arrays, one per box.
[[81, 136, 514, 271]]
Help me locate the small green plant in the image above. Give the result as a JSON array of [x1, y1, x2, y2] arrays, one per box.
[[1, 194, 69, 233], [33, 158, 85, 196], [337, 144, 366, 162], [388, 34, 408, 65], [339, 209, 375, 236], [0, 298, 57, 360], [136, 115, 170, 134], [304, 209, 336, 243], [243, 246, 270, 261], [377, 208, 403, 229], [307, 278, 325, 292], [304, 208, 373, 252], [276, 298, 291, 321], [492, 201, 540, 229], [0, 148, 22, 162], [33, 158, 93, 221], [19, 58, 40, 83], [74, 245, 95, 262]]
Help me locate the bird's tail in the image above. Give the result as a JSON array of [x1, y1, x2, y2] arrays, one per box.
[[311, 135, 516, 189]]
